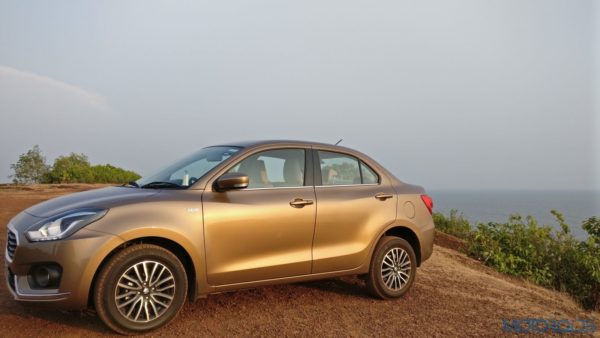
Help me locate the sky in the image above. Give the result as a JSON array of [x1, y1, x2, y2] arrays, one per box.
[[0, 0, 598, 190]]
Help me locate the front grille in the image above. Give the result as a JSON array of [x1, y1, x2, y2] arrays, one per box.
[[6, 230, 16, 260], [7, 268, 16, 291]]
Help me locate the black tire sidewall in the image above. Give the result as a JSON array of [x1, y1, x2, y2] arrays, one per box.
[[97, 245, 188, 333], [369, 237, 417, 299]]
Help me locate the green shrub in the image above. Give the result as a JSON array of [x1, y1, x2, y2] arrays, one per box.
[[44, 153, 141, 184], [9, 146, 141, 184], [433, 210, 471, 240], [90, 164, 141, 183], [468, 215, 554, 286], [435, 210, 600, 310], [44, 153, 95, 183], [44, 153, 141, 183]]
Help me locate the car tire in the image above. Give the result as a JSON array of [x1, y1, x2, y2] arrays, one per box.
[[94, 244, 188, 335], [366, 236, 417, 299]]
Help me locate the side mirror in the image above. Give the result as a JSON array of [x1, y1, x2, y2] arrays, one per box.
[[215, 172, 249, 191]]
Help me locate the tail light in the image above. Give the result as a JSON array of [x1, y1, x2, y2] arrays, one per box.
[[420, 194, 433, 214]]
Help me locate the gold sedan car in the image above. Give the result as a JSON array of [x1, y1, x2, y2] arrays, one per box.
[[5, 140, 435, 334]]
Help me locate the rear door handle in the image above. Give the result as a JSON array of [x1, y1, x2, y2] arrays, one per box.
[[289, 198, 314, 208], [374, 193, 393, 201]]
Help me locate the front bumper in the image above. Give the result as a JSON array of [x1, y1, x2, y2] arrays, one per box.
[[5, 266, 71, 302], [5, 223, 123, 309]]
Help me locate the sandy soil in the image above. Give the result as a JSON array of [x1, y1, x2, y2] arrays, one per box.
[[0, 185, 598, 337]]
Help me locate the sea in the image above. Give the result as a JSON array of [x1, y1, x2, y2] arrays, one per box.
[[428, 190, 600, 239]]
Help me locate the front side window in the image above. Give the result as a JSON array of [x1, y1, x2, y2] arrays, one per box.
[[137, 146, 240, 188], [229, 149, 305, 188]]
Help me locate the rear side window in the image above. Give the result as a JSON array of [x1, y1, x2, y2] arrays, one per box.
[[360, 161, 379, 184], [317, 151, 361, 185], [317, 151, 380, 186]]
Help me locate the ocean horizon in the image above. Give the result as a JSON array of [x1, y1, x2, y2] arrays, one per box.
[[428, 189, 600, 239]]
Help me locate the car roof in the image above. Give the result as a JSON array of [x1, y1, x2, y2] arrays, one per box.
[[214, 139, 347, 150]]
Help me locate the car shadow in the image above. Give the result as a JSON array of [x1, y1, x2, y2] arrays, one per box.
[[296, 276, 373, 299], [0, 301, 111, 335], [0, 276, 373, 334]]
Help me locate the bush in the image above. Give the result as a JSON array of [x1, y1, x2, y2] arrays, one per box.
[[9, 146, 140, 184], [44, 153, 95, 183], [435, 210, 600, 310], [468, 215, 555, 286], [433, 210, 471, 240], [90, 164, 141, 183], [44, 153, 141, 184]]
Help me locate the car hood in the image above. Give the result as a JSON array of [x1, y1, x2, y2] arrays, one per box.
[[24, 186, 159, 218]]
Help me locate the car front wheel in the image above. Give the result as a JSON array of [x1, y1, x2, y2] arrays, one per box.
[[94, 244, 188, 335], [366, 236, 417, 299]]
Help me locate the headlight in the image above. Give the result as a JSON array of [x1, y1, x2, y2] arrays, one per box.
[[25, 208, 108, 242]]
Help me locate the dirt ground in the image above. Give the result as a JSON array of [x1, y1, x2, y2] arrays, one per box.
[[0, 185, 598, 337]]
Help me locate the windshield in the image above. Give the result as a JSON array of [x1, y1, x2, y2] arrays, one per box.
[[136, 146, 241, 188]]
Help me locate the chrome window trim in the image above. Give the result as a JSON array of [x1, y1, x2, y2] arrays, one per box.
[[233, 186, 312, 191], [231, 183, 381, 191], [315, 183, 380, 188]]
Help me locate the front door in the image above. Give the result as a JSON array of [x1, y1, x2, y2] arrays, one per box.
[[203, 148, 316, 285]]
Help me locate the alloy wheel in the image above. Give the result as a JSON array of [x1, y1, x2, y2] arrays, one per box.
[[380, 247, 412, 291], [114, 260, 176, 323]]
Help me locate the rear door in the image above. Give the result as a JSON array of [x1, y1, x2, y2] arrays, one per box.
[[311, 149, 397, 273]]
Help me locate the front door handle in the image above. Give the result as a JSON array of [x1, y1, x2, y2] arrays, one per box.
[[374, 193, 393, 201], [289, 198, 314, 208]]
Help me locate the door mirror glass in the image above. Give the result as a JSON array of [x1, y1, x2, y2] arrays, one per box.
[[216, 172, 249, 191]]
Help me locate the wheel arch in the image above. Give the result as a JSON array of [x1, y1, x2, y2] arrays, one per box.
[[371, 223, 422, 267], [88, 236, 198, 307], [383, 226, 421, 266]]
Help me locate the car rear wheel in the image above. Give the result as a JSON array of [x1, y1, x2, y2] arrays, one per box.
[[366, 236, 416, 299], [94, 244, 188, 335]]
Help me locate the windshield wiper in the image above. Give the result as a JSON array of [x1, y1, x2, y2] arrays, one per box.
[[141, 181, 183, 189], [123, 181, 139, 188]]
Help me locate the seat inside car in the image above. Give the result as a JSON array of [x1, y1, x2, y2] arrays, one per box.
[[283, 158, 303, 186], [239, 158, 271, 188]]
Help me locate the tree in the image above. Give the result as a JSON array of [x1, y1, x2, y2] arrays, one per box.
[[46, 153, 94, 183], [10, 146, 141, 184], [44, 153, 141, 184], [9, 145, 49, 184]]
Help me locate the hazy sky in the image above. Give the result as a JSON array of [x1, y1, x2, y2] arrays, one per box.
[[0, 0, 598, 190]]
